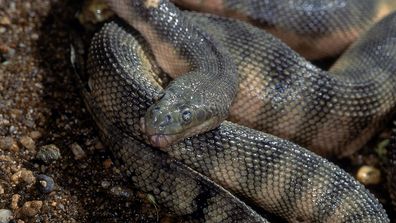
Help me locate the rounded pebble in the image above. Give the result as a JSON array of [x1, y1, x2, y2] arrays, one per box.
[[103, 159, 113, 169], [0, 16, 11, 25], [0, 137, 14, 150], [101, 180, 110, 189], [356, 165, 381, 185], [29, 131, 42, 140], [0, 209, 12, 223], [36, 144, 61, 164], [70, 143, 86, 160], [94, 140, 105, 150], [11, 168, 36, 185], [36, 174, 55, 194], [19, 136, 35, 151], [20, 201, 42, 217], [11, 194, 20, 210]]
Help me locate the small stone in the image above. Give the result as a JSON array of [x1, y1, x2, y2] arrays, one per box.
[[0, 16, 11, 26], [70, 143, 86, 160], [36, 174, 54, 194], [11, 168, 36, 185], [0, 184, 4, 194], [20, 201, 42, 217], [101, 180, 110, 189], [0, 209, 12, 223], [11, 194, 20, 210], [356, 165, 381, 185], [19, 136, 35, 151], [36, 144, 61, 164], [103, 159, 113, 169], [29, 131, 42, 140], [94, 141, 105, 150], [0, 137, 14, 150], [31, 33, 39, 40]]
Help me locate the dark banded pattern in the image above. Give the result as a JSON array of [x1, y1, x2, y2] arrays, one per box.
[[73, 25, 268, 222], [181, 13, 396, 157], [173, 0, 396, 58], [106, 0, 239, 148], [82, 19, 389, 222]]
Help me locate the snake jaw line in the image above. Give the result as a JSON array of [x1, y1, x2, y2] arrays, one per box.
[[150, 134, 172, 148]]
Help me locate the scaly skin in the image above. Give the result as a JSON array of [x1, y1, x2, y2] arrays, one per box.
[[83, 88, 270, 223], [84, 20, 389, 222], [72, 27, 269, 223], [107, 0, 396, 157], [106, 0, 238, 148], [186, 12, 396, 157], [172, 0, 396, 59]]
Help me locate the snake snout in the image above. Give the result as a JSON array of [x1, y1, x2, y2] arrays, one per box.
[[143, 105, 175, 136], [150, 107, 173, 128]]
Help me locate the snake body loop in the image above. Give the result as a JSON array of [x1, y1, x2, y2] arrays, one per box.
[[107, 0, 238, 148], [173, 0, 396, 59], [190, 12, 396, 157], [73, 0, 396, 221], [107, 0, 396, 157], [83, 14, 392, 223]]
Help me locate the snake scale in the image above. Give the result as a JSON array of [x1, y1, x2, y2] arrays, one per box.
[[172, 0, 396, 59], [71, 0, 396, 222]]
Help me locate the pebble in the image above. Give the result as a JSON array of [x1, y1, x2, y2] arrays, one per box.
[[11, 194, 20, 210], [0, 137, 14, 150], [101, 180, 110, 189], [94, 140, 105, 150], [36, 174, 55, 194], [103, 159, 113, 169], [19, 136, 35, 151], [29, 131, 42, 140], [70, 143, 86, 160], [0, 137, 18, 152], [11, 168, 36, 185], [30, 33, 39, 40], [0, 16, 11, 26], [0, 44, 15, 61], [356, 165, 381, 185], [36, 144, 61, 164], [20, 201, 42, 217], [0, 184, 4, 194], [0, 209, 12, 223]]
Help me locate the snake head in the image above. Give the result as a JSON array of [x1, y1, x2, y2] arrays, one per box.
[[141, 90, 218, 148]]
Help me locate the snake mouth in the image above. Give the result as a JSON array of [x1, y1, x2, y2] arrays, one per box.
[[140, 117, 180, 148], [149, 134, 173, 148]]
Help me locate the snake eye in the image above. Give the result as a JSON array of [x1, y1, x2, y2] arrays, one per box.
[[181, 110, 192, 123]]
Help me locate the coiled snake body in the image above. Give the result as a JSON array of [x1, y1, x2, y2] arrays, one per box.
[[72, 0, 396, 222]]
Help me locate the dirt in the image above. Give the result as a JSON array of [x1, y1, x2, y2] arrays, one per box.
[[0, 0, 394, 222], [0, 0, 161, 222]]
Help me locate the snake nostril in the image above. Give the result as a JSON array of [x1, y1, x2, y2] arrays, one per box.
[[159, 114, 172, 127]]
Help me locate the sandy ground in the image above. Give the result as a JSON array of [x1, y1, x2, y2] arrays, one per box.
[[0, 0, 163, 222], [0, 0, 394, 222]]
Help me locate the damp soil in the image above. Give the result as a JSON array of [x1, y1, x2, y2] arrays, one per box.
[[0, 0, 394, 222]]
